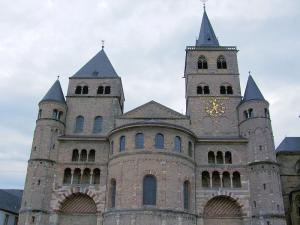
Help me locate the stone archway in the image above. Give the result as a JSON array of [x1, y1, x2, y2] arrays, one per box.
[[203, 196, 243, 225], [58, 193, 97, 225]]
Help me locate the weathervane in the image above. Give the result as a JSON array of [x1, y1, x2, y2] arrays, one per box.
[[248, 70, 251, 76], [101, 40, 105, 49], [200, 0, 208, 9], [57, 75, 60, 80]]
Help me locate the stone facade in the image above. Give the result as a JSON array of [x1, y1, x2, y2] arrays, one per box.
[[19, 9, 287, 225]]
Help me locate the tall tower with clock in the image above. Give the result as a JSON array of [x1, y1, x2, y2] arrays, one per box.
[[185, 8, 242, 137]]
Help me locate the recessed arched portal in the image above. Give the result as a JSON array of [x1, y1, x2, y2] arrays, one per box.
[[203, 196, 243, 225], [58, 193, 97, 225]]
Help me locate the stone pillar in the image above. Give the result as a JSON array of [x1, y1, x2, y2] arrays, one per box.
[[90, 171, 93, 184], [97, 213, 103, 225], [209, 172, 212, 188], [230, 174, 233, 188], [71, 170, 74, 184], [220, 174, 223, 188]]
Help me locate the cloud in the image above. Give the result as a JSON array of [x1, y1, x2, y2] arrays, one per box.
[[0, 0, 299, 188]]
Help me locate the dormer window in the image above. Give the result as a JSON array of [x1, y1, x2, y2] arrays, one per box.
[[198, 56, 208, 69], [217, 55, 227, 69]]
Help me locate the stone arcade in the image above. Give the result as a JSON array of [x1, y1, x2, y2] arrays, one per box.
[[19, 7, 287, 225]]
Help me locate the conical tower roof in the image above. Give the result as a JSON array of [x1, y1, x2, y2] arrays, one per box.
[[73, 49, 118, 78], [243, 75, 265, 102], [40, 80, 66, 104], [196, 10, 219, 47]]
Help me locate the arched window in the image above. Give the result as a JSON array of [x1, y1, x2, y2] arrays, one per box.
[[74, 116, 84, 133], [63, 168, 72, 184], [58, 111, 63, 120], [105, 86, 111, 94], [227, 86, 233, 94], [197, 86, 203, 94], [203, 86, 210, 95], [82, 86, 89, 94], [188, 142, 193, 157], [220, 86, 226, 94], [38, 109, 42, 119], [82, 168, 91, 184], [174, 136, 182, 152], [222, 172, 231, 188], [217, 55, 227, 69], [88, 150, 95, 162], [212, 171, 221, 188], [73, 168, 81, 184], [155, 133, 164, 149], [97, 86, 104, 94], [248, 108, 253, 118], [265, 108, 270, 118], [75, 86, 82, 94], [93, 116, 103, 133], [202, 171, 210, 188], [244, 110, 249, 119], [52, 109, 58, 119], [208, 151, 215, 164], [110, 179, 116, 208], [143, 175, 157, 205], [225, 151, 232, 164], [72, 149, 79, 161], [183, 181, 190, 210], [233, 172, 241, 188], [120, 136, 126, 152], [80, 149, 87, 162], [198, 56, 208, 69], [216, 151, 223, 164], [135, 133, 144, 149], [92, 169, 100, 185]]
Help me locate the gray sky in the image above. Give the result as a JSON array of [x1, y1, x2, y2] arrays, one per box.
[[0, 0, 299, 189]]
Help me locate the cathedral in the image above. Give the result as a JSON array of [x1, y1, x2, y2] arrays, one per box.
[[19, 7, 288, 225]]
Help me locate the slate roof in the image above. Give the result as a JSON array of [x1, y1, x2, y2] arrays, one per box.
[[73, 49, 118, 78], [276, 137, 300, 153], [243, 75, 265, 102], [40, 80, 66, 104], [0, 189, 23, 214], [196, 10, 220, 47]]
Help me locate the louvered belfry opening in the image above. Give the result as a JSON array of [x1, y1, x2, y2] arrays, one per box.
[[204, 196, 242, 218]]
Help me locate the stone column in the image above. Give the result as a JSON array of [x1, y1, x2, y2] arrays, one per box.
[[230, 174, 233, 188], [209, 172, 212, 188], [220, 174, 223, 188], [90, 171, 93, 184], [70, 170, 74, 184]]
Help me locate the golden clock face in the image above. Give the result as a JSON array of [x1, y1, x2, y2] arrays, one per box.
[[205, 98, 226, 117]]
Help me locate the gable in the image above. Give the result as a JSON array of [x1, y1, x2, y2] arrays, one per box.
[[120, 101, 187, 119]]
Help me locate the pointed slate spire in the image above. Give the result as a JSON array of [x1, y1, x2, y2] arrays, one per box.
[[196, 9, 220, 47], [40, 80, 66, 104], [73, 49, 118, 78], [243, 75, 265, 102]]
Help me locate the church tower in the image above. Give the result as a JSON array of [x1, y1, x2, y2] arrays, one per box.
[[185, 8, 242, 137], [19, 80, 67, 225], [65, 47, 124, 136], [238, 76, 286, 225]]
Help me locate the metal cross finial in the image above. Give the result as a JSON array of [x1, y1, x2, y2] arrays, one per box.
[[57, 75, 60, 80], [101, 40, 105, 49], [201, 0, 208, 10], [248, 71, 251, 76]]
